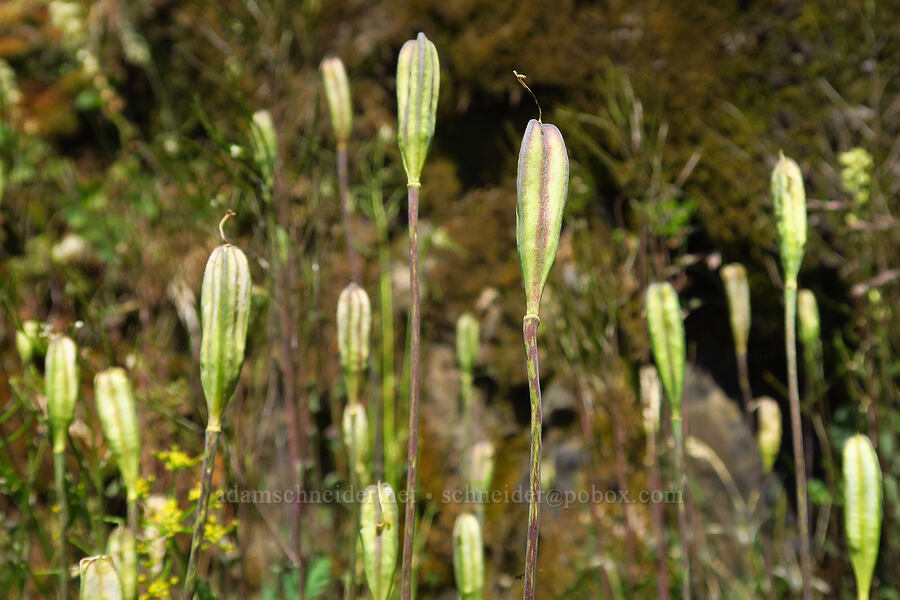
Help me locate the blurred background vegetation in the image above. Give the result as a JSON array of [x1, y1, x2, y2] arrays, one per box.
[[1, 0, 898, 597]]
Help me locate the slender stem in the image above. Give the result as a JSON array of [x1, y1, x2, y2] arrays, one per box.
[[647, 431, 669, 600], [672, 416, 690, 600], [54, 450, 67, 600], [338, 142, 361, 284], [344, 452, 358, 600], [736, 351, 754, 426], [522, 314, 542, 600], [784, 284, 811, 600], [608, 394, 636, 569], [460, 368, 473, 475], [400, 184, 421, 600], [125, 494, 139, 600], [183, 427, 221, 600], [373, 179, 396, 490]]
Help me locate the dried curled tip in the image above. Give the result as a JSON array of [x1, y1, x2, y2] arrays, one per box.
[[320, 56, 353, 143], [250, 109, 278, 191], [79, 555, 123, 600], [455, 313, 480, 374], [754, 397, 782, 474], [843, 434, 882, 600], [16, 320, 41, 365], [396, 32, 439, 185], [337, 283, 371, 403], [720, 263, 751, 356], [645, 282, 686, 417], [342, 402, 369, 480], [94, 368, 141, 501], [107, 524, 137, 600], [452, 513, 485, 600], [46, 335, 79, 453], [200, 244, 252, 430], [466, 440, 495, 497], [639, 365, 662, 436], [771, 153, 807, 285], [359, 482, 399, 600], [516, 118, 569, 316], [797, 289, 820, 352]]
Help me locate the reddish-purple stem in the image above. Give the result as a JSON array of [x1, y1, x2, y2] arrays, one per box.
[[522, 314, 542, 600]]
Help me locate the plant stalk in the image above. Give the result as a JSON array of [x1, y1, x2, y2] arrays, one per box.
[[672, 416, 690, 600], [183, 427, 221, 600], [54, 450, 67, 600], [338, 142, 361, 284], [647, 430, 669, 600], [400, 183, 421, 600], [736, 351, 754, 426], [522, 314, 542, 600], [372, 183, 396, 490]]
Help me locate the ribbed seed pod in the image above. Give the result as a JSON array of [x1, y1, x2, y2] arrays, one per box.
[[320, 56, 353, 143], [466, 440, 495, 499], [107, 524, 137, 600], [516, 119, 569, 317], [396, 32, 439, 185], [79, 556, 122, 600], [755, 397, 782, 474], [16, 320, 40, 366], [456, 313, 480, 374], [843, 434, 882, 600], [639, 365, 662, 436], [46, 335, 79, 453], [200, 244, 252, 430], [720, 263, 751, 356], [797, 289, 820, 352], [645, 282, 686, 416], [771, 153, 807, 285], [250, 109, 277, 191], [337, 283, 371, 404], [453, 513, 485, 600], [94, 368, 140, 501], [342, 402, 369, 481], [360, 482, 399, 600]]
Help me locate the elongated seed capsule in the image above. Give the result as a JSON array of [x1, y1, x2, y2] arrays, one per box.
[[456, 313, 480, 375], [337, 283, 371, 404], [360, 482, 399, 600], [342, 402, 369, 480], [639, 365, 662, 436], [79, 556, 122, 600], [720, 263, 751, 356], [755, 397, 782, 474], [320, 56, 353, 144], [396, 32, 439, 185], [453, 513, 485, 600], [843, 434, 882, 600], [200, 244, 252, 430], [107, 524, 137, 600], [645, 282, 686, 416], [797, 289, 820, 352], [466, 440, 495, 499], [771, 153, 807, 285], [94, 368, 140, 501], [516, 119, 569, 317], [16, 320, 40, 365], [46, 335, 79, 453], [250, 109, 277, 191]]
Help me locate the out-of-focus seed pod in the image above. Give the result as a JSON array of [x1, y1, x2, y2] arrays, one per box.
[[342, 403, 369, 481], [755, 397, 782, 474], [337, 283, 371, 404], [79, 555, 122, 600], [46, 335, 79, 453], [645, 282, 686, 417], [516, 119, 569, 317], [200, 244, 252, 430], [320, 56, 353, 144], [639, 365, 662, 436], [143, 495, 168, 578], [771, 153, 807, 285], [720, 263, 751, 356], [843, 434, 882, 600], [396, 32, 439, 186], [359, 482, 398, 600], [797, 289, 820, 352], [452, 512, 485, 600], [16, 320, 41, 365], [250, 109, 277, 191], [466, 440, 495, 499], [107, 524, 137, 600], [456, 313, 480, 375], [94, 368, 140, 501]]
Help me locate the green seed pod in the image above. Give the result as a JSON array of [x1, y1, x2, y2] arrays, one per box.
[[466, 440, 495, 499], [396, 32, 439, 185], [797, 289, 820, 353], [107, 524, 137, 600], [250, 109, 278, 191], [720, 263, 751, 356], [79, 555, 122, 600], [46, 335, 79, 454], [771, 153, 807, 285], [645, 282, 686, 417], [755, 397, 782, 474], [337, 283, 371, 404], [516, 119, 569, 317], [320, 56, 353, 144], [200, 244, 252, 430], [455, 313, 480, 375], [16, 320, 41, 366], [94, 368, 140, 501], [359, 482, 398, 600], [639, 365, 662, 436], [452, 512, 485, 600], [843, 434, 882, 600], [342, 402, 369, 481]]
